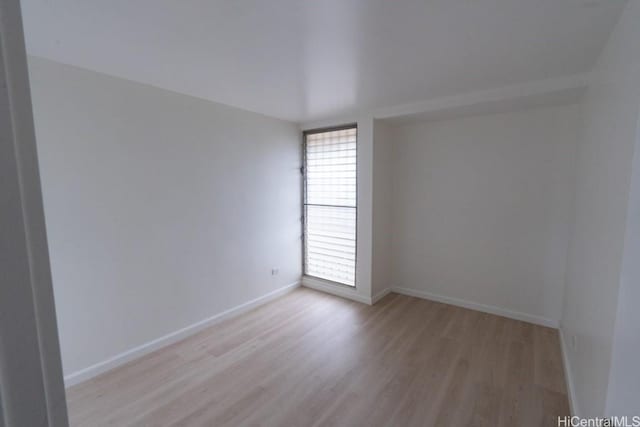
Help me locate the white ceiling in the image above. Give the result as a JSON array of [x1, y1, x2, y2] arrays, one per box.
[[21, 0, 626, 123]]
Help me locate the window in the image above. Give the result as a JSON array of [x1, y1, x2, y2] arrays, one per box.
[[303, 125, 357, 286]]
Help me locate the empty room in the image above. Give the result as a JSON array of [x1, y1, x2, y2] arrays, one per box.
[[2, 0, 640, 426]]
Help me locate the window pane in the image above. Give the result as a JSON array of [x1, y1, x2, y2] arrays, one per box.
[[305, 205, 356, 286], [305, 128, 357, 207], [304, 127, 357, 286]]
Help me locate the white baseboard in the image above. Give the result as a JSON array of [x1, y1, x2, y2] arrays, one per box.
[[391, 286, 559, 328], [64, 281, 300, 388], [301, 276, 372, 305], [372, 288, 392, 304], [559, 328, 579, 416]]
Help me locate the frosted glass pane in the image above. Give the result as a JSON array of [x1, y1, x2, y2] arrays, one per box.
[[304, 127, 357, 286]]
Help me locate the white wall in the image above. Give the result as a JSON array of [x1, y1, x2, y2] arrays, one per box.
[[372, 120, 393, 298], [389, 104, 580, 326], [28, 57, 302, 378], [561, 0, 640, 417], [606, 109, 640, 417]]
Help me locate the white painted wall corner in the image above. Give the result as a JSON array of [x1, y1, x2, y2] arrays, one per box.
[[371, 288, 392, 304]]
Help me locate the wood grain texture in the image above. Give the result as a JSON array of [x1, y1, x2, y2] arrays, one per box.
[[66, 288, 569, 426]]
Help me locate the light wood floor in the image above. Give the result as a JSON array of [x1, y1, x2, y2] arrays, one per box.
[[66, 288, 569, 426]]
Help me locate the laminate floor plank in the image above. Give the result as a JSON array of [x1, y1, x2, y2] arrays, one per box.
[[66, 288, 569, 426]]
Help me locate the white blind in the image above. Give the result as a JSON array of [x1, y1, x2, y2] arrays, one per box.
[[304, 127, 357, 286]]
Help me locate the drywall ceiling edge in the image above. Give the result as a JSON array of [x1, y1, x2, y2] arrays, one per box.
[[300, 73, 590, 129]]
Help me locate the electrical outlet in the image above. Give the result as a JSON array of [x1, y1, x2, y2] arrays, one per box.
[[271, 268, 279, 276]]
